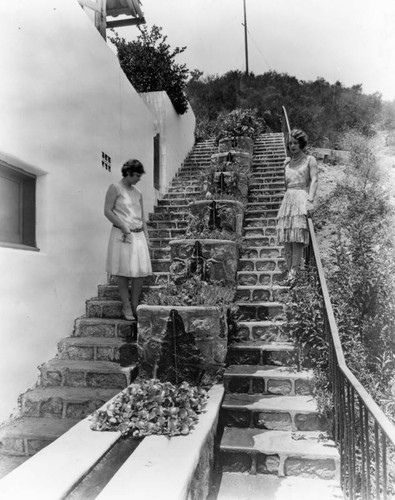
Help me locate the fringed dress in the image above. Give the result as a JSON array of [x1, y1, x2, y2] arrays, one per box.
[[106, 182, 152, 278], [276, 155, 313, 245]]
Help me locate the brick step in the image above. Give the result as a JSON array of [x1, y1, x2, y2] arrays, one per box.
[[237, 270, 286, 286], [220, 428, 338, 479], [38, 358, 137, 388], [153, 205, 189, 215], [238, 257, 285, 272], [235, 285, 288, 303], [147, 220, 187, 230], [151, 259, 171, 273], [150, 247, 171, 260], [244, 226, 278, 237], [73, 316, 136, 339], [224, 366, 313, 396], [235, 302, 285, 321], [0, 417, 79, 457], [221, 394, 328, 431], [227, 341, 295, 365], [149, 212, 189, 222], [240, 246, 283, 259], [147, 228, 186, 239], [57, 336, 138, 364], [19, 387, 121, 419], [157, 199, 190, 207], [217, 474, 342, 500], [243, 235, 278, 248], [243, 218, 278, 229]]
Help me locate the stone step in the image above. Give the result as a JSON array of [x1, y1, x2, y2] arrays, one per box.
[[224, 366, 313, 396], [227, 341, 295, 366], [243, 219, 278, 230], [157, 199, 190, 207], [73, 316, 136, 339], [164, 189, 200, 197], [237, 271, 287, 287], [38, 358, 137, 388], [151, 259, 171, 273], [19, 387, 121, 419], [153, 205, 189, 215], [244, 226, 278, 238], [221, 394, 329, 432], [98, 277, 170, 301], [245, 209, 278, 219], [149, 211, 189, 222], [149, 238, 172, 249], [235, 302, 285, 321], [86, 298, 129, 320], [238, 258, 285, 272], [217, 474, 343, 500], [57, 336, 138, 364], [0, 417, 79, 457], [147, 228, 186, 239], [146, 220, 188, 230], [150, 247, 171, 260], [243, 235, 278, 248], [220, 428, 339, 479], [235, 285, 288, 303], [240, 246, 283, 259]]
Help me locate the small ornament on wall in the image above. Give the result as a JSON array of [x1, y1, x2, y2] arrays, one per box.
[[102, 152, 111, 172]]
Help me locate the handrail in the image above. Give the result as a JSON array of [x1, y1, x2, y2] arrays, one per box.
[[308, 218, 395, 443], [281, 106, 291, 156]]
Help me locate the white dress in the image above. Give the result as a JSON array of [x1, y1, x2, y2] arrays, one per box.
[[276, 155, 313, 245], [106, 181, 152, 278]]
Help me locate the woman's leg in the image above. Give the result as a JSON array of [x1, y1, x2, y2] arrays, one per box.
[[283, 243, 292, 272], [130, 277, 145, 317], [116, 276, 133, 316], [291, 243, 304, 273]]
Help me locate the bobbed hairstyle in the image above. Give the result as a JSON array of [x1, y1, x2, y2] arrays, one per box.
[[121, 159, 145, 177], [289, 129, 308, 150]]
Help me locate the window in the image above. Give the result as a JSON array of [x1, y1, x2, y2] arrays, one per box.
[[0, 162, 37, 249]]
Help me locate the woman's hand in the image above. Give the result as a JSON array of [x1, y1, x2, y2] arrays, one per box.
[[121, 224, 131, 235]]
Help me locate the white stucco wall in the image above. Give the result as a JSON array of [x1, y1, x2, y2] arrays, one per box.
[[0, 0, 193, 422], [140, 92, 196, 193]]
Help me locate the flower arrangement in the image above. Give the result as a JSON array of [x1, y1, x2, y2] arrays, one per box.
[[90, 378, 208, 438]]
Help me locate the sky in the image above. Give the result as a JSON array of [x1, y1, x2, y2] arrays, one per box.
[[113, 0, 395, 101]]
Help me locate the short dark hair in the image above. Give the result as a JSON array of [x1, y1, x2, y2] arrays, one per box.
[[121, 159, 145, 177], [289, 129, 308, 150]]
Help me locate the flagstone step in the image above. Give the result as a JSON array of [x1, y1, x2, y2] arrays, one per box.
[[238, 258, 285, 272], [244, 226, 278, 238], [151, 259, 171, 273], [57, 336, 138, 364], [240, 246, 283, 259], [236, 285, 288, 303], [153, 205, 189, 215], [235, 302, 285, 321], [19, 387, 121, 419], [147, 220, 188, 230], [73, 316, 136, 339], [243, 219, 278, 230], [147, 228, 186, 239], [157, 198, 190, 207], [245, 209, 278, 220], [38, 358, 137, 388], [220, 428, 338, 479], [237, 270, 286, 286], [150, 247, 171, 260], [227, 341, 295, 366], [224, 366, 313, 396], [221, 394, 329, 432], [0, 417, 79, 457], [149, 211, 189, 222], [243, 235, 277, 247]]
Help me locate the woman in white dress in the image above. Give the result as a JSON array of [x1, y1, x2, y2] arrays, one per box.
[[104, 159, 152, 320], [276, 129, 318, 282]]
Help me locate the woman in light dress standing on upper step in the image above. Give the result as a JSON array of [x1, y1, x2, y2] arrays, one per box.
[[104, 159, 152, 320], [276, 129, 318, 282]]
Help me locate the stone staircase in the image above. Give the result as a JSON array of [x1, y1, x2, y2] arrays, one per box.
[[0, 140, 217, 479], [216, 133, 341, 499], [0, 136, 341, 497]]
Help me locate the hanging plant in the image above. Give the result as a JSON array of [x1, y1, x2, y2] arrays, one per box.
[[90, 378, 208, 438]]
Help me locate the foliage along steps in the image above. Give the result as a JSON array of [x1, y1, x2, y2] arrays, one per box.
[[0, 139, 218, 479], [216, 133, 340, 499]]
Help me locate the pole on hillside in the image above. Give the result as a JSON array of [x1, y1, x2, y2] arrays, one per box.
[[243, 0, 249, 75]]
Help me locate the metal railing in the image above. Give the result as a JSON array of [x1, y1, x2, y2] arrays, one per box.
[[281, 106, 395, 498]]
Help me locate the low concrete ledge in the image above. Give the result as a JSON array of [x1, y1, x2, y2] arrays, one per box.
[[0, 414, 122, 500], [96, 384, 225, 500]]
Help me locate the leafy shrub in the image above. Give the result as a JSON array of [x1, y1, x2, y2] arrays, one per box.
[[212, 108, 266, 142], [90, 379, 208, 438]]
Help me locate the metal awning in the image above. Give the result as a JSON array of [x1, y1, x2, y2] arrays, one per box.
[[106, 0, 145, 28]]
